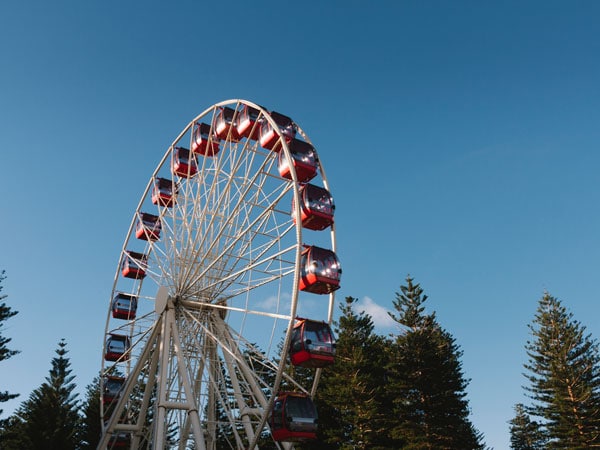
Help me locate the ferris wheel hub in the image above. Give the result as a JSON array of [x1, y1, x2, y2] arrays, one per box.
[[154, 286, 169, 313]]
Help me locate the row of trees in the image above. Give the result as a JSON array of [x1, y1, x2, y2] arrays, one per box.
[[2, 271, 600, 449], [310, 278, 485, 449], [0, 271, 101, 449]]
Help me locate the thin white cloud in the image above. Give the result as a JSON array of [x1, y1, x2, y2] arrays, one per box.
[[255, 292, 291, 312], [356, 296, 396, 329]]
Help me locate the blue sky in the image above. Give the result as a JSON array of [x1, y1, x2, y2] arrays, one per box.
[[2, 1, 600, 448]]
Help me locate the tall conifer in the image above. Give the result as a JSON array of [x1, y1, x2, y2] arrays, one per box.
[[521, 292, 600, 448], [386, 277, 484, 449], [8, 339, 82, 449]]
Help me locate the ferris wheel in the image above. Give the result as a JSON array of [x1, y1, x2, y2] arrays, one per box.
[[99, 99, 341, 450]]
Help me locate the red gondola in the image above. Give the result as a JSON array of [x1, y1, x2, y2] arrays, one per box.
[[278, 139, 318, 182], [111, 293, 138, 320], [152, 178, 177, 208], [293, 184, 335, 231], [191, 122, 220, 156], [259, 111, 296, 150], [105, 334, 131, 362], [214, 107, 241, 142], [102, 375, 125, 405], [290, 318, 336, 368], [299, 246, 341, 294], [271, 392, 318, 442], [236, 104, 262, 140], [135, 212, 161, 241], [172, 146, 198, 178], [121, 251, 147, 279]]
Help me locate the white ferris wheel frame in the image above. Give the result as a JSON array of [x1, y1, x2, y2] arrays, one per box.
[[98, 99, 338, 450]]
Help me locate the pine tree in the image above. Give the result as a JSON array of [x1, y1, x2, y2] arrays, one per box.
[[386, 276, 485, 449], [7, 339, 82, 449], [313, 296, 389, 449], [509, 403, 547, 449], [522, 292, 600, 449], [80, 375, 102, 449], [0, 270, 19, 418]]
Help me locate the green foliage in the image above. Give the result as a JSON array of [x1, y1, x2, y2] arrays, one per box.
[[80, 375, 102, 450], [521, 292, 600, 449], [2, 339, 82, 450], [213, 346, 279, 449], [509, 403, 547, 449], [385, 277, 485, 449], [0, 270, 19, 417], [0, 414, 28, 449], [314, 296, 390, 449]]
